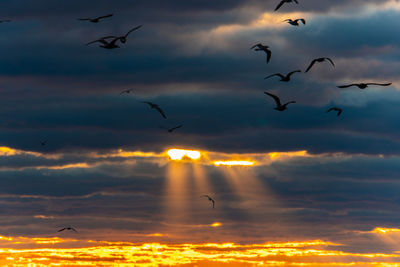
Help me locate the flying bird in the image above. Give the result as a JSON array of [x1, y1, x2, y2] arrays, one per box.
[[101, 25, 142, 44], [275, 0, 299, 11], [251, 43, 272, 63], [40, 139, 48, 146], [284, 18, 306, 26], [78, 14, 113, 23], [86, 37, 120, 49], [161, 124, 183, 132], [305, 57, 335, 72], [201, 195, 215, 209], [57, 227, 78, 233], [0, 20, 11, 23], [264, 92, 296, 111], [337, 82, 392, 89], [326, 107, 342, 116], [119, 89, 134, 95], [264, 70, 301, 82], [141, 101, 167, 119]]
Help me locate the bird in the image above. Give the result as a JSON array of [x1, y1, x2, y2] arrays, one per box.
[[264, 92, 296, 111], [264, 70, 301, 82], [201, 195, 215, 209], [40, 139, 48, 146], [86, 37, 120, 49], [160, 124, 183, 132], [337, 82, 392, 89], [284, 18, 306, 26], [275, 0, 299, 11], [100, 25, 142, 44], [78, 14, 113, 23], [119, 89, 133, 95], [251, 43, 272, 63], [57, 227, 78, 233], [0, 20, 11, 23], [141, 101, 167, 119], [326, 107, 342, 116], [305, 57, 335, 72]]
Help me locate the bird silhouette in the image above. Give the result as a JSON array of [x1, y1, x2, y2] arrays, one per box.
[[251, 43, 272, 63], [119, 89, 134, 95], [78, 14, 113, 23], [337, 82, 391, 89], [57, 227, 78, 233], [40, 139, 48, 146], [275, 0, 299, 11], [264, 92, 296, 111], [141, 101, 167, 119], [284, 18, 305, 26], [326, 107, 342, 116], [160, 124, 183, 132], [101, 25, 142, 44], [305, 57, 335, 72], [201, 195, 215, 208], [86, 37, 120, 49], [264, 70, 301, 82]]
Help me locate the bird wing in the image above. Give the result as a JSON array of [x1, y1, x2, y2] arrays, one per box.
[[211, 199, 215, 208], [119, 90, 129, 95], [284, 101, 296, 106], [124, 25, 143, 37], [337, 109, 342, 116], [141, 101, 152, 106], [155, 106, 167, 119], [299, 18, 306, 24], [264, 73, 283, 80], [275, 1, 285, 11], [366, 82, 392, 86], [325, 57, 335, 67], [57, 228, 66, 232], [170, 125, 183, 131], [287, 70, 301, 77], [250, 43, 262, 49], [71, 227, 78, 232], [326, 108, 334, 113], [337, 84, 357, 88], [264, 92, 282, 106], [305, 59, 317, 72], [266, 49, 272, 63], [97, 14, 113, 20], [86, 39, 107, 45]]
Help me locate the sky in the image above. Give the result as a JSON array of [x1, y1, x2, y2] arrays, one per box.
[[1, 0, 400, 266]]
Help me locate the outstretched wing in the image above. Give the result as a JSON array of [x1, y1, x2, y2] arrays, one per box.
[[125, 25, 143, 37], [325, 57, 335, 67], [287, 70, 301, 77], [211, 199, 215, 208], [299, 18, 306, 24], [305, 59, 317, 72], [86, 39, 107, 46], [97, 14, 113, 20], [337, 84, 357, 88], [250, 43, 262, 49], [264, 73, 284, 80], [265, 49, 272, 63], [155, 106, 167, 119], [71, 227, 78, 233], [264, 92, 282, 106], [170, 125, 183, 131], [57, 228, 66, 232], [274, 0, 285, 11], [366, 82, 392, 87]]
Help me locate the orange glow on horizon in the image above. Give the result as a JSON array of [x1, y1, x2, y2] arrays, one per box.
[[0, 237, 399, 266]]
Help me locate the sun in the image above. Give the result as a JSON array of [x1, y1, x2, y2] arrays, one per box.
[[167, 149, 201, 161]]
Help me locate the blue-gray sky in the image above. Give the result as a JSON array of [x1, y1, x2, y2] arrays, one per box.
[[1, 0, 400, 265]]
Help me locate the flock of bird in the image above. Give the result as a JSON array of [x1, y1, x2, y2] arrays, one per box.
[[252, 0, 392, 117], [2, 0, 394, 232]]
